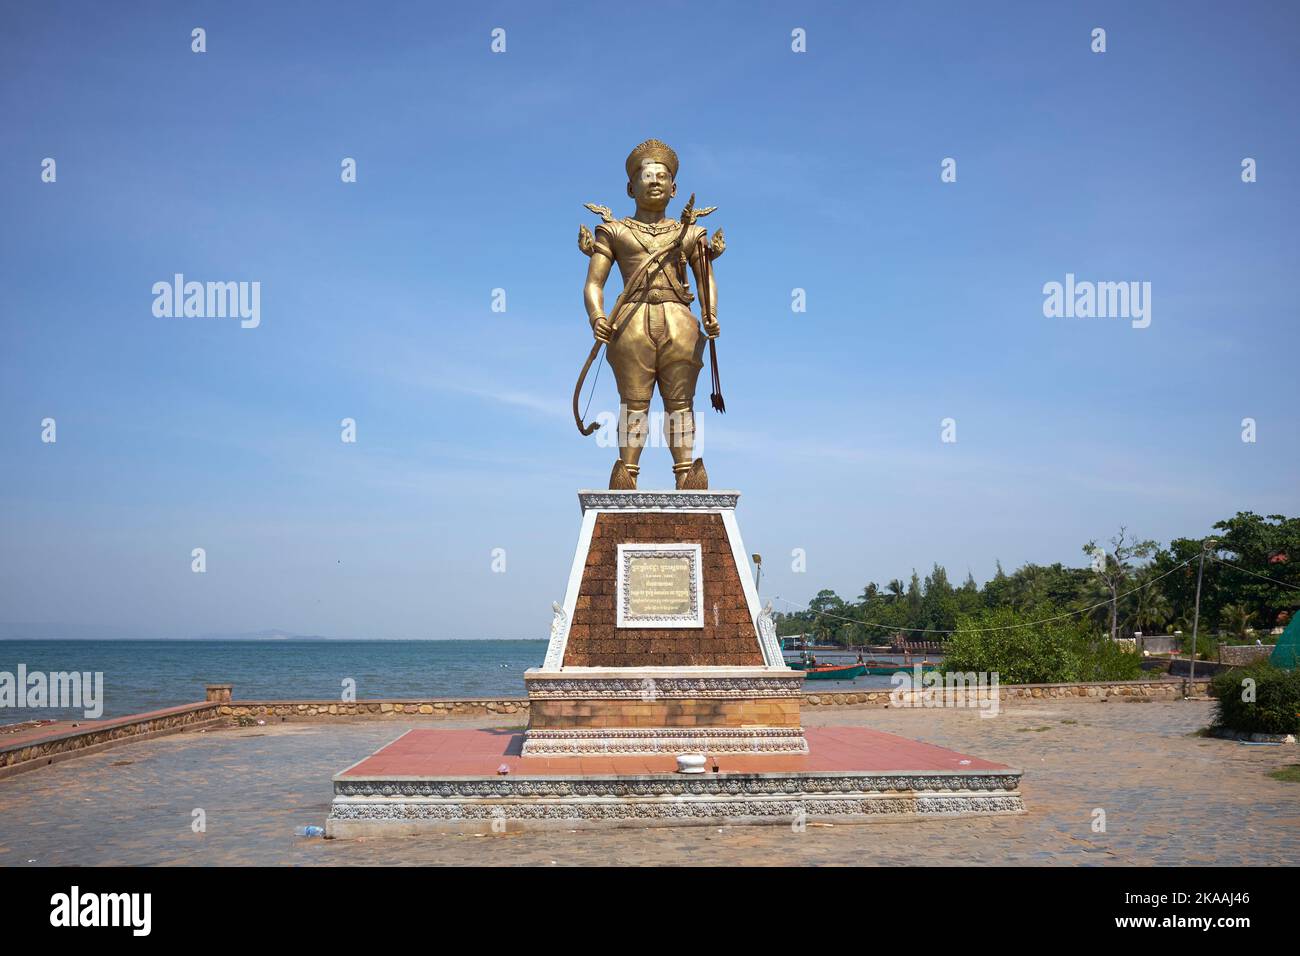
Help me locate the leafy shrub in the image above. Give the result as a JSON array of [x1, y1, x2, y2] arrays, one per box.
[[1189, 631, 1218, 659], [942, 606, 1141, 684], [1076, 634, 1145, 681], [1210, 661, 1300, 735]]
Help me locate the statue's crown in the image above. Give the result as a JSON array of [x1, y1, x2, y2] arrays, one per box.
[[625, 139, 679, 180]]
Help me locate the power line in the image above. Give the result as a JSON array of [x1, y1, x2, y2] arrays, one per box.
[[1210, 554, 1300, 591]]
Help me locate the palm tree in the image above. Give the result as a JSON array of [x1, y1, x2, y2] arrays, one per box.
[[1012, 565, 1050, 611], [1133, 568, 1173, 635], [1078, 575, 1113, 633], [1219, 603, 1255, 641]]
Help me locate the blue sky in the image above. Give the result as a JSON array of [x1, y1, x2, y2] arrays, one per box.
[[1, 1, 1297, 639]]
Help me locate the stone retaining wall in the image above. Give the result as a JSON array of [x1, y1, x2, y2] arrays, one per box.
[[219, 698, 530, 719], [0, 702, 222, 779], [801, 678, 1212, 708], [1217, 644, 1275, 665], [217, 678, 1214, 720]]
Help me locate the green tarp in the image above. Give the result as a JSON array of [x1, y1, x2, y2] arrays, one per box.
[[1270, 613, 1299, 669]]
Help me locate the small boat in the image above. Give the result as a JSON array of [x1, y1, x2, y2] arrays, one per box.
[[858, 659, 940, 676], [784, 657, 855, 673], [802, 663, 865, 681]]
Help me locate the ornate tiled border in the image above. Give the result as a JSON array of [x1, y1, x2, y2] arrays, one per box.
[[578, 490, 741, 513], [328, 793, 1025, 824], [519, 726, 810, 756], [334, 771, 1023, 798], [524, 675, 805, 700], [328, 760, 1026, 830]]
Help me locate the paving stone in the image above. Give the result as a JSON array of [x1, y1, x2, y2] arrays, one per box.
[[0, 699, 1295, 865]]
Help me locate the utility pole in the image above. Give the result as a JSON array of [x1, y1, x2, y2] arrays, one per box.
[[1188, 538, 1215, 694]]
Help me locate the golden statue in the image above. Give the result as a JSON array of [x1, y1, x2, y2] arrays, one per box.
[[574, 139, 726, 490]]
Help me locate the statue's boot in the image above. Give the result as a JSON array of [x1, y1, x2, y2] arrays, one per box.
[[609, 459, 637, 490], [676, 458, 708, 490]]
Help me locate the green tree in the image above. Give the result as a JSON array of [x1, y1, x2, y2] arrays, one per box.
[[922, 563, 958, 633], [956, 571, 983, 618], [982, 560, 1013, 610], [1009, 564, 1050, 611], [905, 570, 924, 629], [807, 589, 848, 646], [1210, 512, 1300, 630]]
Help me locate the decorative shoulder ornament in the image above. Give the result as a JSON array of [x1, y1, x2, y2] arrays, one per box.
[[578, 203, 616, 257], [577, 199, 724, 258]]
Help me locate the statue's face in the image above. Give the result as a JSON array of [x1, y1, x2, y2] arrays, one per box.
[[627, 161, 676, 212]]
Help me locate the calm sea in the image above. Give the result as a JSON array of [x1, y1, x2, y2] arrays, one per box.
[[0, 640, 547, 723], [0, 640, 914, 724]]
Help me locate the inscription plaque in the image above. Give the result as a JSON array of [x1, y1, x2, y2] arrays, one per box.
[[616, 543, 704, 628]]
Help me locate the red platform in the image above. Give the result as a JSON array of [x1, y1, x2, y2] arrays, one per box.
[[339, 726, 1011, 778], [328, 726, 1024, 834]]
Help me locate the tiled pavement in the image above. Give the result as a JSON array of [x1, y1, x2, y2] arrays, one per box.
[[0, 698, 1296, 866]]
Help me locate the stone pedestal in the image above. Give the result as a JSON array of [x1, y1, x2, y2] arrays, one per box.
[[522, 490, 805, 756], [326, 493, 1028, 835]]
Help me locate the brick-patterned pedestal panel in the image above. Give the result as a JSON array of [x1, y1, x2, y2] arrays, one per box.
[[525, 491, 800, 755], [564, 511, 763, 667]]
